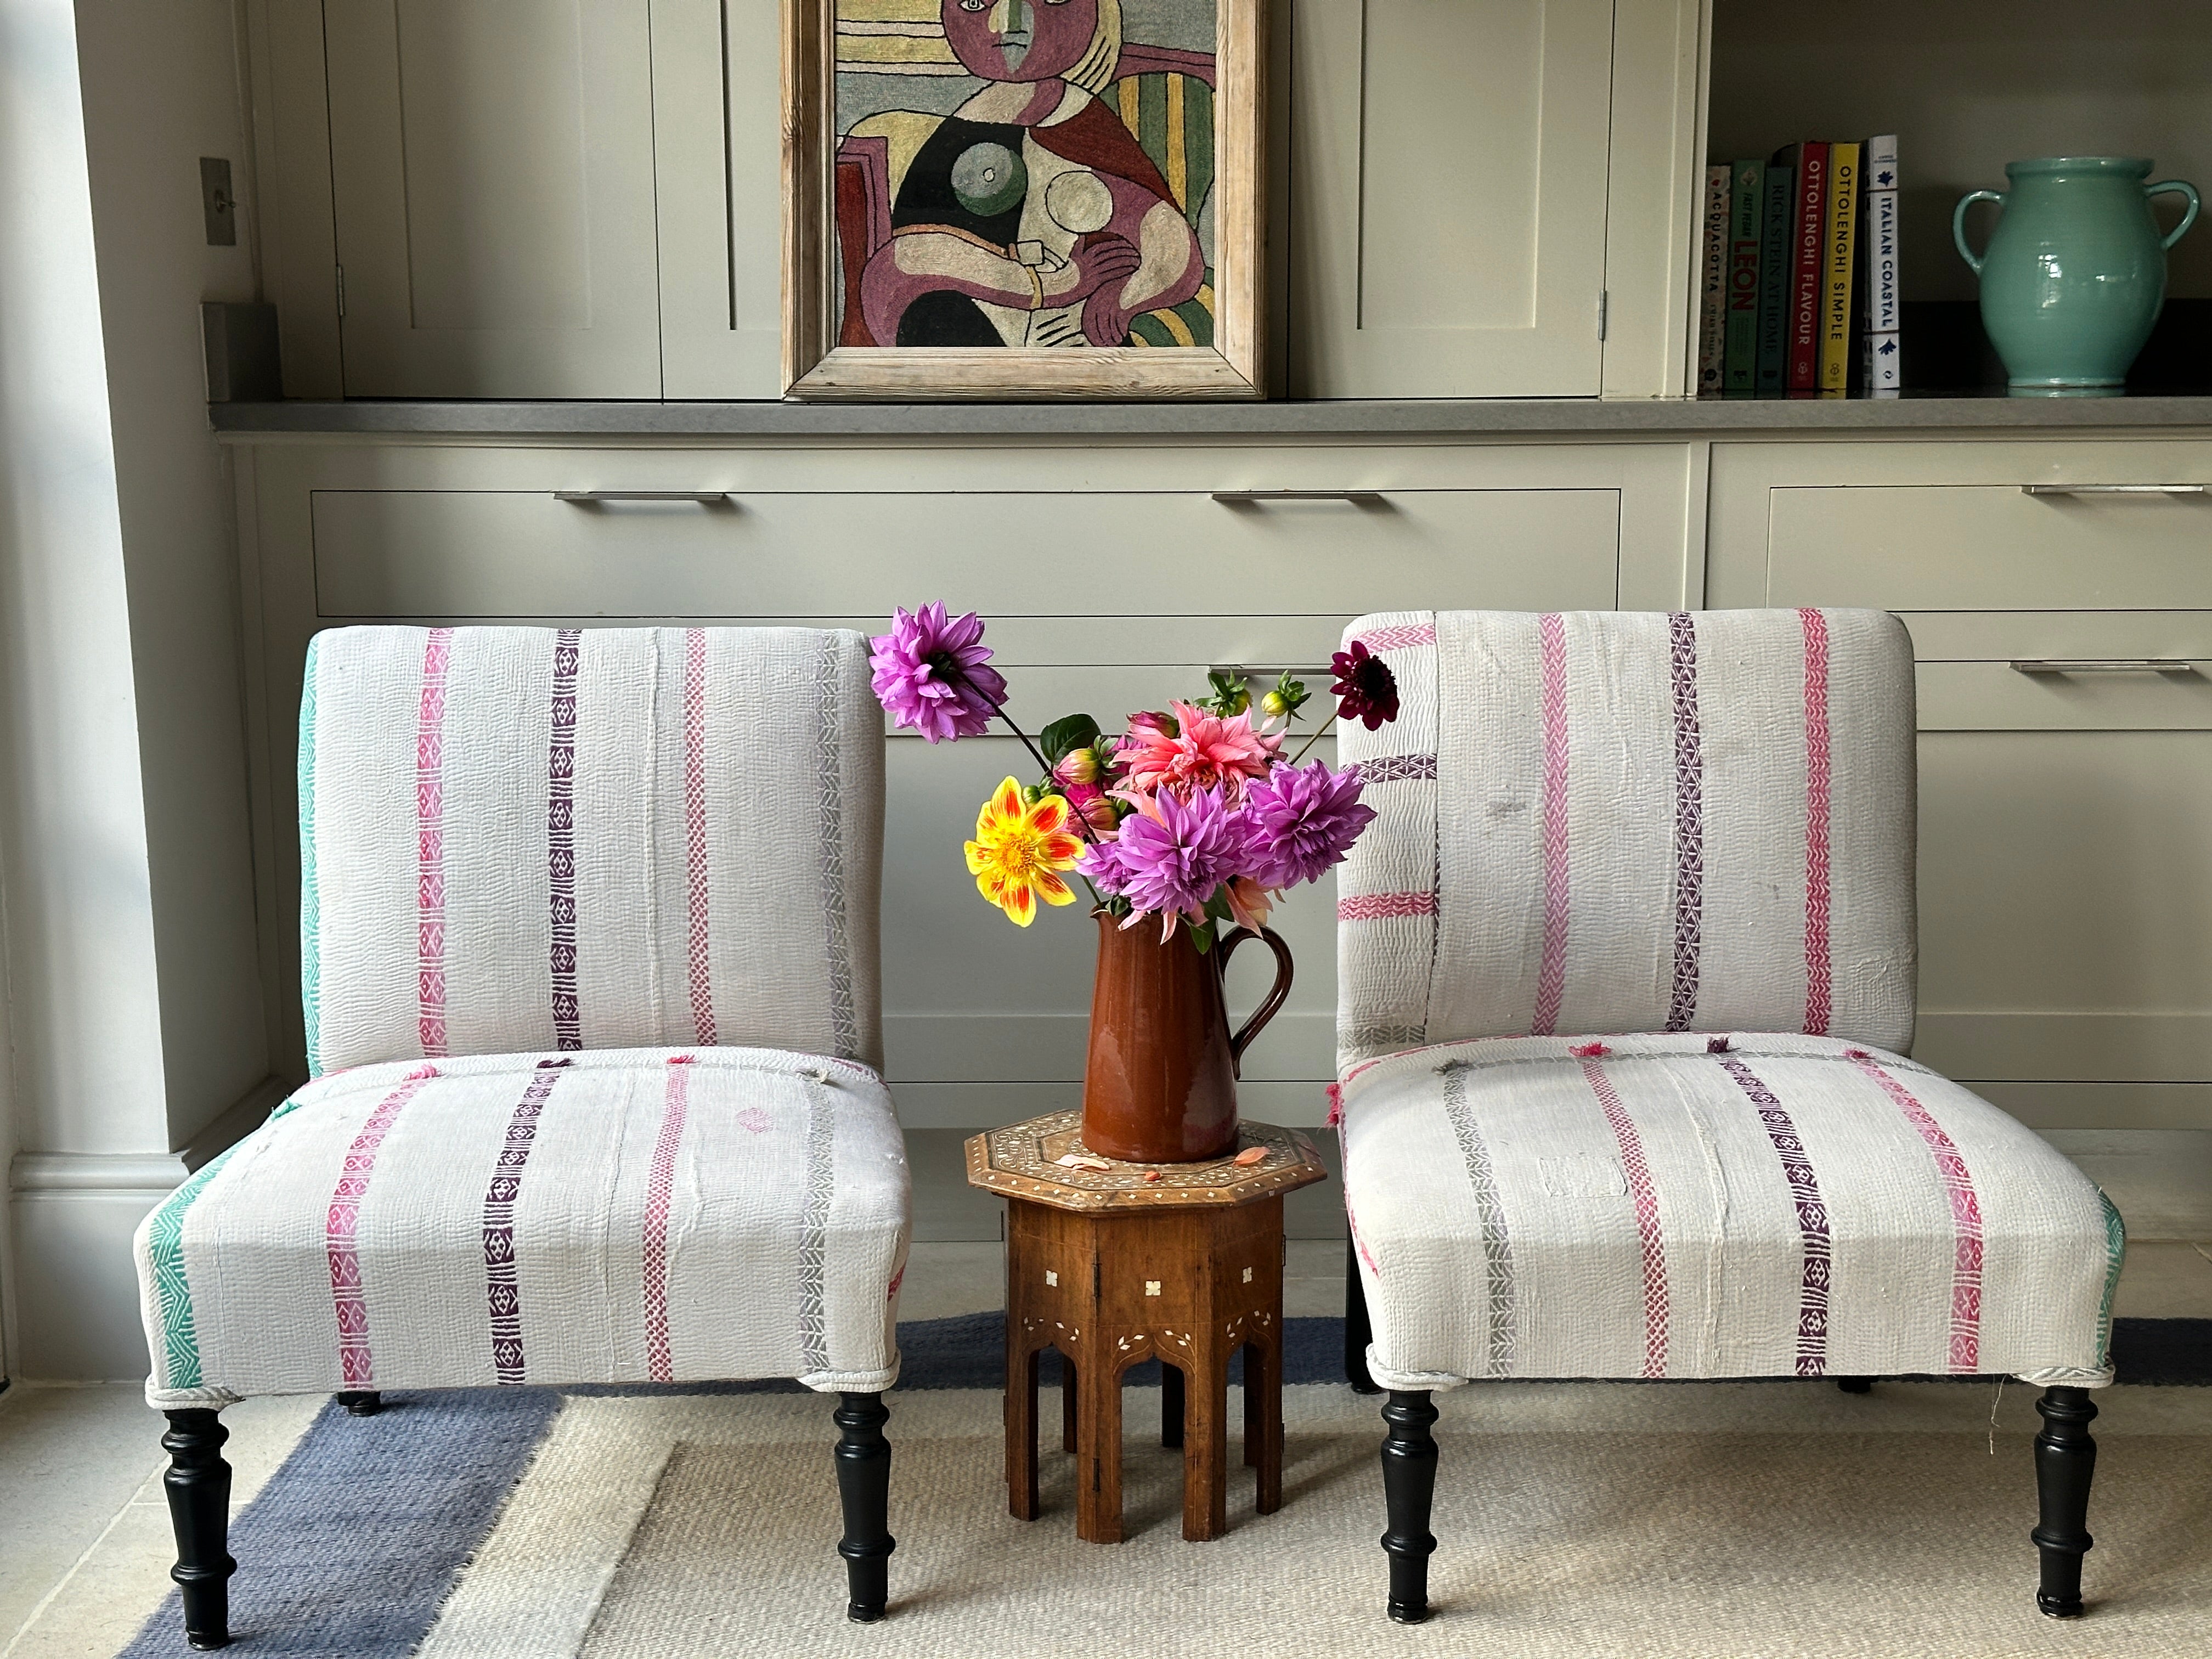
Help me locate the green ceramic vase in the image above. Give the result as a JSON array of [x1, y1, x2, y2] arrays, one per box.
[[1953, 157, 2199, 392]]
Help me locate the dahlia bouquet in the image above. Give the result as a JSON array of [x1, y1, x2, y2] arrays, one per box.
[[867, 603, 1400, 950]]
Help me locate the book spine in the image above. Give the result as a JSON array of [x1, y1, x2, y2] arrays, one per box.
[[1786, 143, 1829, 391], [1723, 161, 1764, 393], [1699, 165, 1730, 396], [1860, 134, 1901, 393], [1756, 160, 1795, 391], [1818, 142, 1859, 393]]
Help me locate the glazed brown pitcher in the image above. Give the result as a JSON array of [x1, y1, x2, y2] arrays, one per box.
[[1081, 909, 1295, 1164]]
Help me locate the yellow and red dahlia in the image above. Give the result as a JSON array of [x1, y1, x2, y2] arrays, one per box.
[[964, 777, 1086, 926]]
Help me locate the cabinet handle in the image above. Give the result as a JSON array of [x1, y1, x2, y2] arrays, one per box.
[[1210, 663, 1335, 680], [2009, 659, 2200, 675], [2019, 484, 2208, 497], [1210, 490, 1385, 505], [552, 490, 731, 504]]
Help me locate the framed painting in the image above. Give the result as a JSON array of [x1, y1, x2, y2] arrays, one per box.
[[782, 0, 1265, 400]]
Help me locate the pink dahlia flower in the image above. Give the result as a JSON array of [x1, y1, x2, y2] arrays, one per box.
[[1118, 701, 1282, 802], [1096, 785, 1253, 939], [1244, 760, 1375, 890], [868, 602, 1007, 743]]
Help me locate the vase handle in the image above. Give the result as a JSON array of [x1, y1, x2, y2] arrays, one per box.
[[2148, 180, 2202, 250], [1217, 926, 1295, 1078], [1953, 189, 2005, 275]]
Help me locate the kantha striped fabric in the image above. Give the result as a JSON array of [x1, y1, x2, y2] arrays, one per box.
[[135, 1047, 909, 1407], [1333, 609, 1917, 1069], [300, 627, 885, 1076], [1334, 611, 2120, 1393], [137, 625, 908, 1410], [1340, 1033, 2120, 1390]]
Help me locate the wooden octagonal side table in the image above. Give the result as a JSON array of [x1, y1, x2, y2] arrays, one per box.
[[966, 1111, 1328, 1543]]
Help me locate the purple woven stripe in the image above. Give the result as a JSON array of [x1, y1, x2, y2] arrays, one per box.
[[1717, 1054, 1831, 1376], [483, 1058, 571, 1385], [548, 629, 581, 1051], [1351, 753, 1437, 785], [1665, 613, 1704, 1032]]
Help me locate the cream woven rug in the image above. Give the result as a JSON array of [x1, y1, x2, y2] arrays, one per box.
[[413, 1383, 2212, 1659]]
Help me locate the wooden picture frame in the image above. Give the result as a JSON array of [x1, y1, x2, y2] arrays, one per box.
[[782, 0, 1265, 400]]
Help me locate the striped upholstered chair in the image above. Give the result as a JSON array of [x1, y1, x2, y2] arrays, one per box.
[[1333, 610, 2123, 1622], [133, 627, 908, 1647]]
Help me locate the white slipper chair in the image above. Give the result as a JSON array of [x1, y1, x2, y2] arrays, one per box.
[[1333, 609, 2123, 1623], [133, 627, 907, 1647]]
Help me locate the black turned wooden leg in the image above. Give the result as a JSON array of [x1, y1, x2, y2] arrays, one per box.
[[833, 1393, 894, 1623], [2032, 1386, 2098, 1618], [1835, 1378, 1873, 1394], [335, 1391, 383, 1416], [1162, 1358, 1186, 1449], [1346, 1236, 1380, 1394], [161, 1410, 235, 1650], [1380, 1391, 1440, 1624]]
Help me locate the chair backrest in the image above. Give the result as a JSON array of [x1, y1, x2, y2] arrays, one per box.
[[300, 626, 883, 1076], [1335, 608, 1916, 1070]]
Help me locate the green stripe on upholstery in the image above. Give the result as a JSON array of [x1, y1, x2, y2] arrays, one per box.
[[146, 1146, 242, 1391], [300, 635, 323, 1077], [1138, 74, 1166, 183], [1183, 78, 1215, 229], [2095, 1187, 2126, 1368]]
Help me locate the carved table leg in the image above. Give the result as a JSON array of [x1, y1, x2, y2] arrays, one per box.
[[334, 1391, 383, 1415], [833, 1393, 894, 1622], [1380, 1391, 1440, 1624], [1161, 1357, 1185, 1449], [1248, 1336, 1284, 1513], [1060, 1354, 1078, 1455], [2033, 1386, 2098, 1618], [1076, 1355, 1125, 1544], [161, 1409, 235, 1650], [1181, 1340, 1229, 1542], [1346, 1235, 1380, 1393], [1007, 1345, 1039, 1521]]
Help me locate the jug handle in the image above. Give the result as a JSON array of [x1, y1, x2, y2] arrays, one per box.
[[1217, 926, 1295, 1077], [2148, 180, 2201, 251], [1953, 190, 2005, 275]]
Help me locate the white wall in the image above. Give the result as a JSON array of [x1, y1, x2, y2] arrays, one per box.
[[0, 0, 272, 1379]]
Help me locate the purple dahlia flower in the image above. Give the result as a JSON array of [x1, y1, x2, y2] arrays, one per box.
[[1244, 760, 1375, 889], [867, 602, 1008, 743], [1104, 786, 1253, 935]]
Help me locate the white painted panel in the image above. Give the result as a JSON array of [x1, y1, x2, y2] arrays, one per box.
[[324, 0, 662, 395], [1290, 0, 1616, 397]]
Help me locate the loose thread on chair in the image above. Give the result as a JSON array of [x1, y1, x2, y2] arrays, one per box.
[[1988, 1378, 2005, 1457]]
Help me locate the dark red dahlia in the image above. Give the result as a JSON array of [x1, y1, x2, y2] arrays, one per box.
[[1329, 640, 1400, 731]]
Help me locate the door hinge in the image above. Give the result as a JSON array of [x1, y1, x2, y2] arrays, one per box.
[[1598, 290, 1609, 341], [335, 263, 347, 319]]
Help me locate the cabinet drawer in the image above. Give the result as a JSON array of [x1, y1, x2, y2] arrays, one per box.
[[309, 487, 1621, 620], [1769, 483, 2212, 610]]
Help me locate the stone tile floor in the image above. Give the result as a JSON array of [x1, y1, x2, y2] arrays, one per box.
[[5, 1130, 2209, 1657]]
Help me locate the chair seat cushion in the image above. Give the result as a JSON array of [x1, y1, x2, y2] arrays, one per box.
[[1340, 1034, 2121, 1390], [135, 1048, 910, 1407]]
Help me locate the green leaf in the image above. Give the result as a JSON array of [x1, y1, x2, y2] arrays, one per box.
[[1188, 921, 1215, 954], [1038, 713, 1102, 766], [1203, 670, 1251, 717]]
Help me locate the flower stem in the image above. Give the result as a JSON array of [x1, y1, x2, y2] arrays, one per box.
[[1288, 709, 1341, 766], [951, 669, 1105, 849]]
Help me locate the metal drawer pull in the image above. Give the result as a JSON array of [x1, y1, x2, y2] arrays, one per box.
[[1211, 490, 1385, 505], [2020, 484, 2209, 496], [552, 490, 731, 504], [1210, 664, 1334, 680], [2009, 659, 2200, 675]]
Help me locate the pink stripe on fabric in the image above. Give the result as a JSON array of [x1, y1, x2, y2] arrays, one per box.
[[1800, 608, 1833, 1036], [326, 1065, 439, 1388], [1532, 613, 1571, 1036], [1581, 1056, 1669, 1378], [1847, 1049, 1984, 1370], [1353, 623, 1436, 651], [482, 1059, 570, 1385], [641, 1056, 695, 1383], [1338, 890, 1437, 922], [416, 629, 454, 1057], [681, 629, 716, 1046], [1717, 1053, 1831, 1376]]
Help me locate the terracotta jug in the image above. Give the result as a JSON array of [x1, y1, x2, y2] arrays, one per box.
[[1081, 910, 1294, 1164]]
